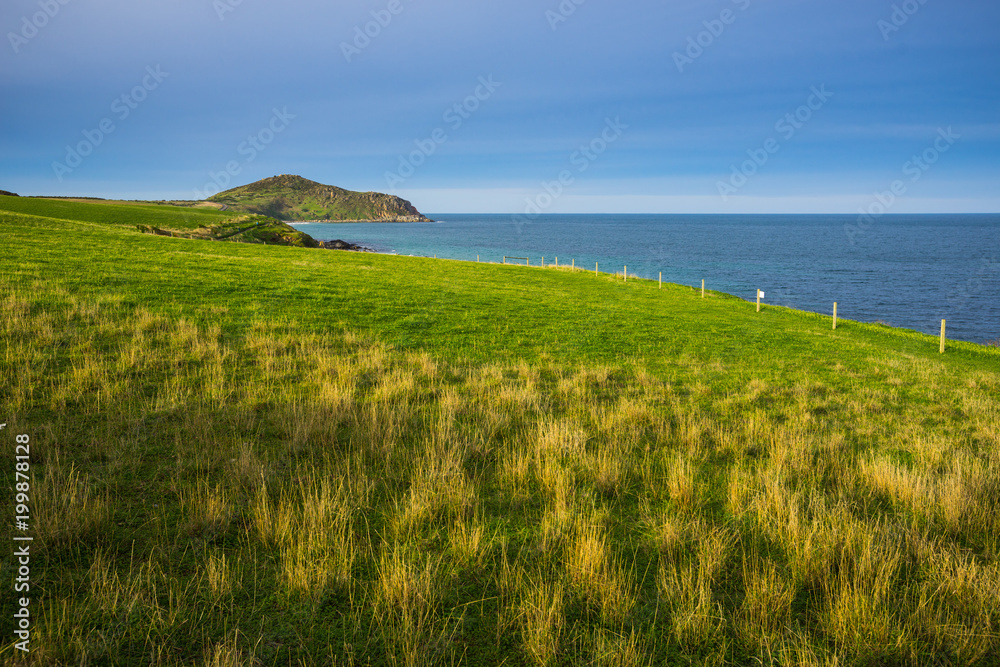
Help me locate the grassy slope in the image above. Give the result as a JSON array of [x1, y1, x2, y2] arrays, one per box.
[[0, 194, 235, 230], [0, 196, 320, 248], [137, 214, 321, 248], [210, 185, 367, 220], [1, 199, 999, 666]]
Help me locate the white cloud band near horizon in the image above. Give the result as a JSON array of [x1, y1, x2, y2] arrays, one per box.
[[392, 189, 1000, 215]]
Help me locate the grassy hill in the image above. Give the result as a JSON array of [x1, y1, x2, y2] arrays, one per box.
[[1, 197, 998, 666], [0, 194, 234, 230], [206, 174, 433, 222], [0, 195, 322, 248], [135, 214, 321, 248]]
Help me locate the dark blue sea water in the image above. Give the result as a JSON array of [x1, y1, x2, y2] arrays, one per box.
[[290, 214, 1000, 345]]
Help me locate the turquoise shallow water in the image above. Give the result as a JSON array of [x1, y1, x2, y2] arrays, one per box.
[[290, 214, 1000, 345]]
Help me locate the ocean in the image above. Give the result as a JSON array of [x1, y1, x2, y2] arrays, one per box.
[[290, 214, 1000, 345]]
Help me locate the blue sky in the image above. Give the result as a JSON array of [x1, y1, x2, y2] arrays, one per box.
[[1, 0, 998, 213]]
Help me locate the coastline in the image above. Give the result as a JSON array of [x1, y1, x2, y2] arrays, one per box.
[[318, 239, 376, 252], [289, 217, 434, 224]]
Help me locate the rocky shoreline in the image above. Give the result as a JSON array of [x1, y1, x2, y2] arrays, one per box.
[[292, 216, 432, 223], [319, 239, 373, 252]]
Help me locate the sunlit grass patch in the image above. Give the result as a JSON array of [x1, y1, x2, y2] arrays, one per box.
[[32, 454, 109, 549], [735, 555, 797, 650], [180, 479, 231, 537], [566, 519, 637, 625], [588, 628, 647, 667], [374, 547, 458, 667], [819, 530, 910, 659], [519, 578, 565, 666], [392, 439, 476, 537], [253, 476, 356, 598]]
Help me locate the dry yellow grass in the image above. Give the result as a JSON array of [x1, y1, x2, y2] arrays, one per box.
[[566, 519, 636, 625], [180, 479, 231, 537], [589, 628, 647, 667], [735, 555, 797, 650], [3, 277, 999, 665], [374, 547, 455, 667], [31, 453, 108, 549], [519, 579, 565, 666]]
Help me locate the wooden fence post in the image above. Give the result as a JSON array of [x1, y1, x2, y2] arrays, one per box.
[[596, 262, 598, 276], [701, 280, 705, 298], [503, 256, 506, 264], [624, 265, 627, 283], [940, 320, 946, 354], [833, 303, 838, 330], [659, 272, 662, 289], [756, 290, 761, 312]]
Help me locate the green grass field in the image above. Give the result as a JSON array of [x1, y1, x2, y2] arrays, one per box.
[[1, 196, 998, 666], [0, 196, 235, 230]]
